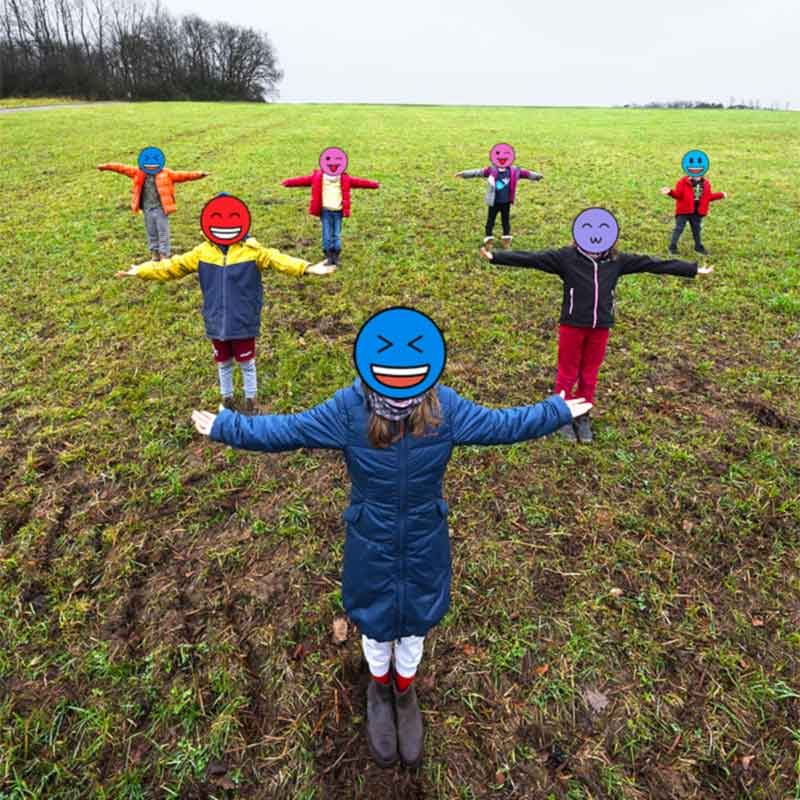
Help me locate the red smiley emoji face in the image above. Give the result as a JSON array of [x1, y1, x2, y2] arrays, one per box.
[[200, 195, 251, 246]]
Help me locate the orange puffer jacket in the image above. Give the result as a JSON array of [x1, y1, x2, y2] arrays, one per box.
[[98, 163, 207, 214]]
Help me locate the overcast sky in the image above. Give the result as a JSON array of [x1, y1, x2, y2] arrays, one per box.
[[164, 0, 799, 109]]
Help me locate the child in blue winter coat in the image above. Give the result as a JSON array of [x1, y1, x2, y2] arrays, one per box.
[[191, 321, 590, 769]]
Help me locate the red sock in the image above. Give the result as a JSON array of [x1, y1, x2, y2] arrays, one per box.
[[372, 671, 390, 685], [395, 672, 415, 692]]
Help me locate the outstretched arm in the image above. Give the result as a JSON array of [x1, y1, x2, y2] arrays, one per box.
[[519, 169, 544, 181], [197, 391, 349, 451], [116, 246, 202, 280], [454, 168, 490, 178], [446, 388, 586, 446], [97, 162, 137, 178], [616, 253, 700, 277], [169, 169, 209, 183], [282, 174, 314, 187], [480, 247, 565, 276], [349, 176, 380, 189]]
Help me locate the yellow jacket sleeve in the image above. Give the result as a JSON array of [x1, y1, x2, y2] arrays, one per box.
[[255, 244, 309, 277], [134, 246, 202, 281]]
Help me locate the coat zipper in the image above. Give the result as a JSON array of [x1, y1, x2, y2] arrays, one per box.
[[220, 247, 228, 339], [569, 287, 574, 316], [397, 432, 409, 637], [592, 257, 599, 328]]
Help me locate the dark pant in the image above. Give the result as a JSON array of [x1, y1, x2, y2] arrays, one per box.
[[670, 214, 703, 249], [485, 203, 511, 237], [554, 324, 611, 406]]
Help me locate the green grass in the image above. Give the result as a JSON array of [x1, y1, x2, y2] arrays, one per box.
[[1, 101, 799, 798]]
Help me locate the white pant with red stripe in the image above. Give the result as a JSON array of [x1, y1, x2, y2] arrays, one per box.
[[362, 635, 425, 679]]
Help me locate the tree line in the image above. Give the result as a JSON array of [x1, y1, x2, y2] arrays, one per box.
[[0, 0, 283, 101]]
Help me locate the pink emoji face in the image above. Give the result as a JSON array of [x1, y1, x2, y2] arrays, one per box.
[[490, 143, 516, 168], [319, 147, 348, 176]]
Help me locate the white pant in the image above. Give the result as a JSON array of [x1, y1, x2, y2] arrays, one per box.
[[362, 635, 425, 679]]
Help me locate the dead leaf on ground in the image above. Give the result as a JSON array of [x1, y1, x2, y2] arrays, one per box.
[[583, 687, 610, 713], [740, 754, 755, 771], [535, 664, 550, 677], [332, 616, 348, 644]]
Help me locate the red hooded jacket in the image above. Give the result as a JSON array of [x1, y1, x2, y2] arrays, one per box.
[[668, 176, 725, 216], [282, 170, 379, 217]]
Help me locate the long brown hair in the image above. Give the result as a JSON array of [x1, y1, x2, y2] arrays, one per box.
[[367, 389, 442, 448]]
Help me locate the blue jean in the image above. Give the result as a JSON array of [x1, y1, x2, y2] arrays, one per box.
[[321, 208, 343, 253]]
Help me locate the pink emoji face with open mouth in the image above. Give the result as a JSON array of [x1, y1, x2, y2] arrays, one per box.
[[319, 147, 348, 176], [490, 143, 516, 168]]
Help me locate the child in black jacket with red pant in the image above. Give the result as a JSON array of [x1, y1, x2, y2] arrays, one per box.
[[481, 209, 713, 442]]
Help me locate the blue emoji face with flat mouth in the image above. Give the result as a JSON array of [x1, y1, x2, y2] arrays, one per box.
[[681, 149, 709, 177], [353, 307, 447, 399], [138, 146, 165, 174]]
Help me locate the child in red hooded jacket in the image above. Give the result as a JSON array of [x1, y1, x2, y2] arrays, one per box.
[[281, 147, 379, 267], [660, 149, 727, 255]]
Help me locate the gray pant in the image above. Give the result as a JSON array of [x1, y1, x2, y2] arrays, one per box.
[[143, 206, 171, 255]]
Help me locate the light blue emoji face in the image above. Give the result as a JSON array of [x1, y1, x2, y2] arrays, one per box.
[[572, 207, 619, 255], [353, 307, 447, 399], [138, 146, 165, 174], [681, 149, 709, 177]]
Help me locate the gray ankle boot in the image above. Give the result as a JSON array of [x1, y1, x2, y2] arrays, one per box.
[[574, 414, 593, 443], [366, 680, 398, 767], [394, 682, 424, 767]]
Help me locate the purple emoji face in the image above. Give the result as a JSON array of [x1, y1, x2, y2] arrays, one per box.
[[572, 207, 619, 255], [319, 147, 348, 176], [490, 143, 516, 168]]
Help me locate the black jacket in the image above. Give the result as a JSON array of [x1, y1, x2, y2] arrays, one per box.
[[490, 246, 698, 328]]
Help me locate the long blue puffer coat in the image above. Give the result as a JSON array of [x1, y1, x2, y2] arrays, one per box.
[[210, 379, 572, 642]]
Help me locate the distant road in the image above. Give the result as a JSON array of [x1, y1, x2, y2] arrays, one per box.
[[0, 101, 128, 113]]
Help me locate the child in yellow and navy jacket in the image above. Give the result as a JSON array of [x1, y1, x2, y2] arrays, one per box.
[[116, 194, 336, 412]]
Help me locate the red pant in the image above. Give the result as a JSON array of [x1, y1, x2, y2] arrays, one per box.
[[211, 338, 256, 363], [554, 324, 610, 406]]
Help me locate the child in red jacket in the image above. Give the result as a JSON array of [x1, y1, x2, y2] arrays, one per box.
[[660, 149, 727, 255], [281, 147, 380, 266]]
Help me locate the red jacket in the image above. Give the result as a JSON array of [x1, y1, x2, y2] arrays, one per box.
[[98, 163, 206, 214], [667, 176, 725, 217], [282, 170, 379, 217]]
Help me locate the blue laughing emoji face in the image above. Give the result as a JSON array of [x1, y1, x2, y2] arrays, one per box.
[[681, 149, 709, 177], [138, 146, 166, 174], [354, 307, 447, 399]]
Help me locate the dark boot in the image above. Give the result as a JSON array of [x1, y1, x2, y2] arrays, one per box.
[[366, 680, 398, 767], [394, 682, 423, 767], [150, 250, 160, 262], [574, 414, 593, 443], [323, 248, 334, 266], [243, 398, 258, 415], [668, 245, 678, 255], [222, 395, 235, 411], [558, 423, 577, 442], [332, 249, 340, 265], [694, 245, 708, 255]]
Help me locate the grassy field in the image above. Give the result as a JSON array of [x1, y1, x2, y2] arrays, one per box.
[[1, 102, 799, 799]]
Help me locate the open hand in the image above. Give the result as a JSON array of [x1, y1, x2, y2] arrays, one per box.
[[659, 187, 671, 195], [115, 265, 140, 277], [560, 391, 593, 418], [697, 266, 713, 275], [721, 192, 728, 199], [454, 173, 463, 178], [479, 247, 494, 261], [307, 262, 337, 275], [192, 410, 217, 436]]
